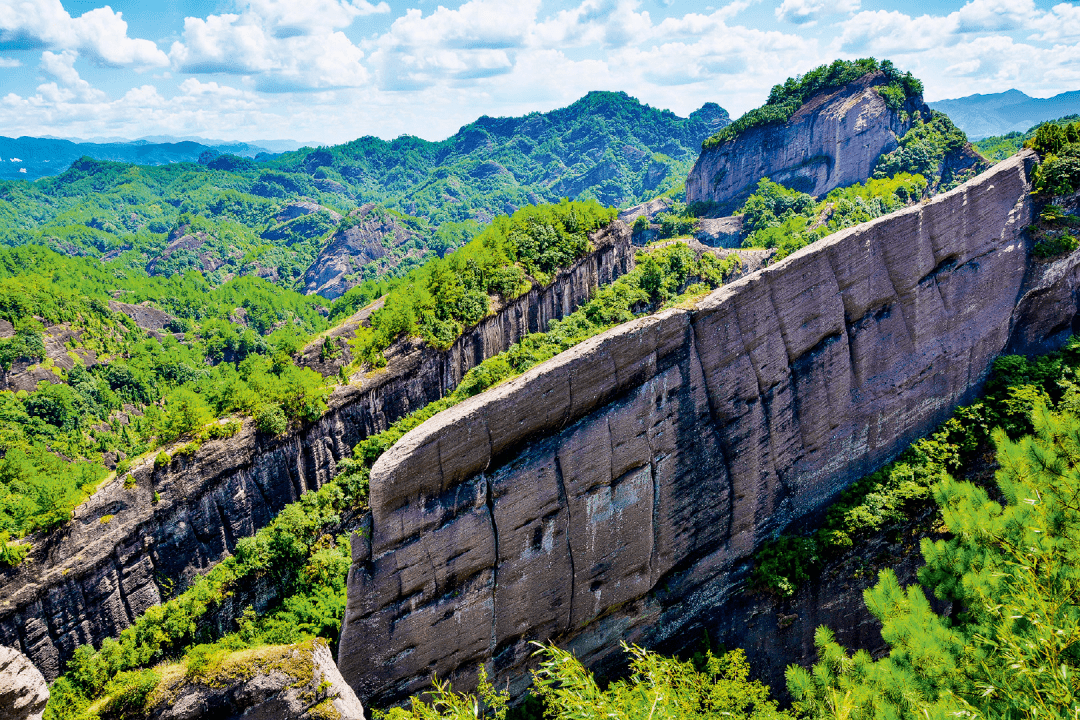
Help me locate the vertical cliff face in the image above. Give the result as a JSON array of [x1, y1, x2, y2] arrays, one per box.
[[0, 223, 633, 680], [686, 72, 923, 208], [338, 152, 1073, 706]]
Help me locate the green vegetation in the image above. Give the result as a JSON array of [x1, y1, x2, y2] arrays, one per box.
[[0, 245, 338, 558], [381, 645, 788, 720], [0, 196, 623, 565], [267, 91, 728, 223], [1028, 120, 1080, 196], [871, 111, 978, 192], [1031, 205, 1080, 258], [353, 199, 615, 357], [739, 173, 928, 261], [43, 240, 739, 719], [789, 399, 1080, 719], [975, 114, 1080, 162], [703, 59, 921, 150]]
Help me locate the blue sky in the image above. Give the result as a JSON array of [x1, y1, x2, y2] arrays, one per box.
[[1, 0, 1078, 144]]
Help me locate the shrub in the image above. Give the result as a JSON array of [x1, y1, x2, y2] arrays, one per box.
[[0, 531, 29, 567], [153, 452, 170, 469], [255, 403, 288, 436]]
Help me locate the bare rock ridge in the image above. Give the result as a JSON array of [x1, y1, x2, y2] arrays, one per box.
[[686, 71, 924, 210], [0, 646, 47, 720], [0, 223, 633, 680], [338, 151, 1072, 705], [303, 203, 427, 300]]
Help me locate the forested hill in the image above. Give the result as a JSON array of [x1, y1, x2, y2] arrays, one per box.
[[262, 91, 729, 223]]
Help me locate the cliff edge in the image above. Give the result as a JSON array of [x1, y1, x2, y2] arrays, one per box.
[[686, 71, 924, 209], [339, 151, 1064, 705]]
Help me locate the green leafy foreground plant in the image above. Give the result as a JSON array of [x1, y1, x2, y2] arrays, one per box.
[[380, 644, 789, 720]]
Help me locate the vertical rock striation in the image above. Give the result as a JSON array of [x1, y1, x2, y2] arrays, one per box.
[[0, 223, 632, 680], [339, 151, 1077, 706], [686, 71, 923, 209]]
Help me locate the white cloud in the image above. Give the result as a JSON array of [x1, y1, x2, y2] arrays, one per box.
[[39, 50, 105, 101], [1030, 2, 1080, 41], [245, 0, 389, 37], [0, 55, 19, 67], [169, 0, 376, 90], [839, 10, 957, 53], [0, 0, 168, 68], [370, 0, 541, 90], [775, 0, 860, 25]]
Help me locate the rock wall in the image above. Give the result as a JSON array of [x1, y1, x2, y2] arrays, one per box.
[[338, 151, 1072, 706], [686, 72, 923, 209], [0, 223, 633, 680]]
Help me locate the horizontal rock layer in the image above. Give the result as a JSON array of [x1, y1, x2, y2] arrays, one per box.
[[0, 223, 632, 680], [338, 151, 1071, 705], [686, 71, 921, 209]]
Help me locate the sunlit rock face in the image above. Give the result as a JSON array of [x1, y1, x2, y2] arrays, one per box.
[[687, 71, 923, 209], [339, 152, 1077, 707]]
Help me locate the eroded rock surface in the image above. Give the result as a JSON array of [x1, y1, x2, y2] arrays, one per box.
[[144, 641, 362, 720], [687, 72, 924, 210], [0, 646, 47, 720], [303, 204, 427, 300], [0, 222, 632, 681], [338, 152, 1068, 706]]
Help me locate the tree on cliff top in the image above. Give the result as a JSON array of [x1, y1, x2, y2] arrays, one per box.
[[702, 59, 923, 151]]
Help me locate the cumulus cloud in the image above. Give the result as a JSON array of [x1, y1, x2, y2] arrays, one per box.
[[39, 50, 105, 101], [775, 0, 860, 25], [0, 55, 18, 67], [0, 0, 168, 67], [169, 0, 378, 90], [369, 0, 541, 90]]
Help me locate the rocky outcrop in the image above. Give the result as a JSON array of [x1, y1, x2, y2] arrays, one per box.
[[337, 151, 1064, 705], [140, 640, 362, 720], [303, 204, 428, 300], [687, 72, 924, 210], [0, 222, 632, 681], [0, 646, 47, 720]]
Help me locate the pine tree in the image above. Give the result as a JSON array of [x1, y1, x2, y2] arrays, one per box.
[[788, 403, 1080, 720]]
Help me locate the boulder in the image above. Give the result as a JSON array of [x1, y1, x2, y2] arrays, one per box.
[[139, 640, 362, 720], [0, 646, 47, 720]]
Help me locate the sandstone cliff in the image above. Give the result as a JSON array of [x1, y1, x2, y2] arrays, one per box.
[[338, 151, 1072, 705], [0, 223, 632, 680], [686, 71, 923, 210]]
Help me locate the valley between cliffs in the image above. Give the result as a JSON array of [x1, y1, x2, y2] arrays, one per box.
[[338, 150, 1080, 705], [0, 224, 633, 680]]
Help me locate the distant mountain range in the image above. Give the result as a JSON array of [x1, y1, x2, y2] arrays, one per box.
[[0, 136, 285, 181], [929, 89, 1080, 139]]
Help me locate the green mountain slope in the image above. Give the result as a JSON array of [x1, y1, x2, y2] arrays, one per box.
[[264, 91, 729, 224]]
